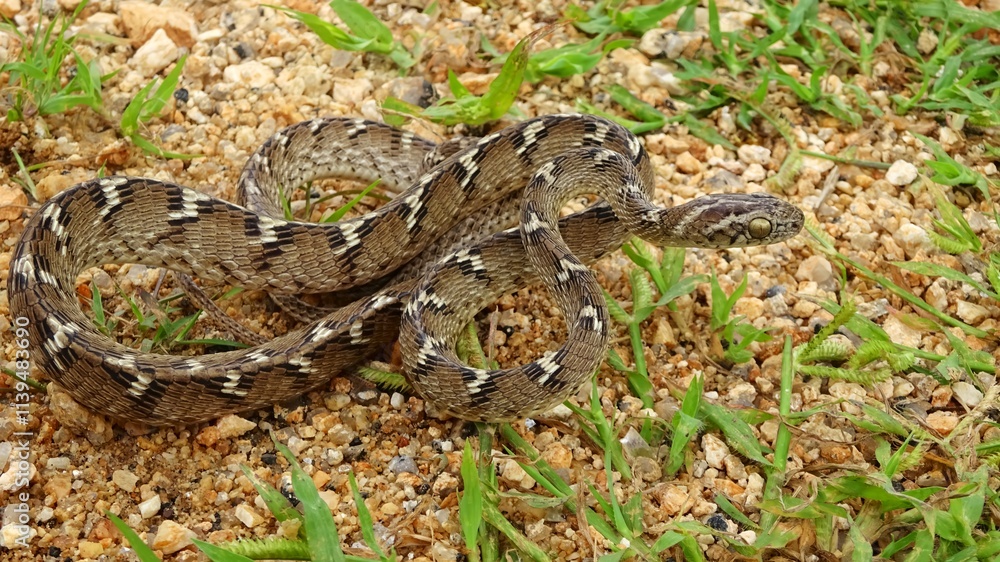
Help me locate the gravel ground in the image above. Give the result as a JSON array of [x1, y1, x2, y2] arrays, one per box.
[[0, 0, 998, 560]]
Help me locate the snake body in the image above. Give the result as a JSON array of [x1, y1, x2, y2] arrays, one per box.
[[9, 114, 804, 426]]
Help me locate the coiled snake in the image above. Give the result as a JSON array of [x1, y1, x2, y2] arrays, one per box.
[[9, 114, 804, 426]]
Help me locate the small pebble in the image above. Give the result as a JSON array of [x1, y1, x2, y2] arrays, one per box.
[[737, 144, 771, 165], [217, 415, 257, 438], [152, 520, 196, 554], [956, 301, 990, 324], [951, 381, 983, 407], [234, 503, 266, 528], [885, 160, 918, 186], [701, 434, 730, 470], [112, 469, 139, 493], [138, 495, 161, 519], [223, 61, 276, 89], [131, 29, 179, 75], [926, 411, 958, 435], [388, 456, 418, 475], [675, 151, 702, 174]]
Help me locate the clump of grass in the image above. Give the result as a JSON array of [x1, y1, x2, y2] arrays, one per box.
[[383, 26, 551, 126], [0, 0, 109, 122], [267, 0, 415, 71], [481, 31, 632, 84], [88, 279, 246, 353], [605, 240, 703, 409], [566, 0, 696, 36], [119, 55, 197, 159], [708, 273, 772, 366]]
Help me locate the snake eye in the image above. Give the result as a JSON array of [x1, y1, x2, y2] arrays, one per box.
[[748, 218, 772, 239]]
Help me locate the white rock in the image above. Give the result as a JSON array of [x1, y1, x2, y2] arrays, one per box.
[[917, 29, 938, 55], [952, 382, 983, 407], [112, 469, 139, 493], [794, 255, 834, 284], [893, 379, 915, 398], [224, 61, 276, 89], [138, 495, 161, 519], [36, 506, 54, 523], [234, 503, 267, 528], [45, 457, 71, 470], [332, 78, 373, 105], [956, 300, 990, 324], [924, 282, 948, 311], [458, 3, 482, 20], [701, 433, 730, 470], [939, 127, 961, 149], [882, 316, 922, 348], [885, 160, 918, 186], [0, 460, 35, 492], [130, 29, 179, 76], [390, 392, 405, 409], [893, 223, 931, 257], [742, 163, 766, 182], [737, 145, 771, 165], [1, 523, 35, 548], [216, 414, 256, 438], [152, 520, 196, 554]]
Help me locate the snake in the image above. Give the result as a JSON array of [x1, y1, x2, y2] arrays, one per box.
[[8, 114, 804, 426]]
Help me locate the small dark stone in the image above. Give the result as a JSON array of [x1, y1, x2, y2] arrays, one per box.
[[173, 88, 189, 103], [763, 285, 786, 298], [234, 43, 252, 59], [415, 483, 430, 495], [261, 452, 278, 465], [343, 444, 367, 462], [48, 547, 62, 557], [706, 513, 729, 532]]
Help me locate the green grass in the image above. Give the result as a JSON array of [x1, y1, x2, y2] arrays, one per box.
[[567, 0, 695, 37], [266, 0, 415, 71], [383, 25, 551, 126], [119, 54, 197, 159], [87, 279, 246, 353], [0, 0, 108, 123]]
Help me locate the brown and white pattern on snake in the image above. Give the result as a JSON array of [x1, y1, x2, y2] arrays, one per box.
[[9, 114, 803, 425]]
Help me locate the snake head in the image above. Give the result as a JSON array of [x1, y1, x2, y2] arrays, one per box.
[[660, 192, 804, 249]]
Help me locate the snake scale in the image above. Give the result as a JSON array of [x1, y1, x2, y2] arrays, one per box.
[[9, 114, 804, 426]]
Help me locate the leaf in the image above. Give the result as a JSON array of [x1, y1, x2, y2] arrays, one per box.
[[459, 441, 482, 556], [272, 439, 344, 561]]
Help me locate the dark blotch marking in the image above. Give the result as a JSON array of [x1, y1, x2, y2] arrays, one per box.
[[461, 367, 498, 408], [456, 247, 489, 281], [450, 158, 481, 194]]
